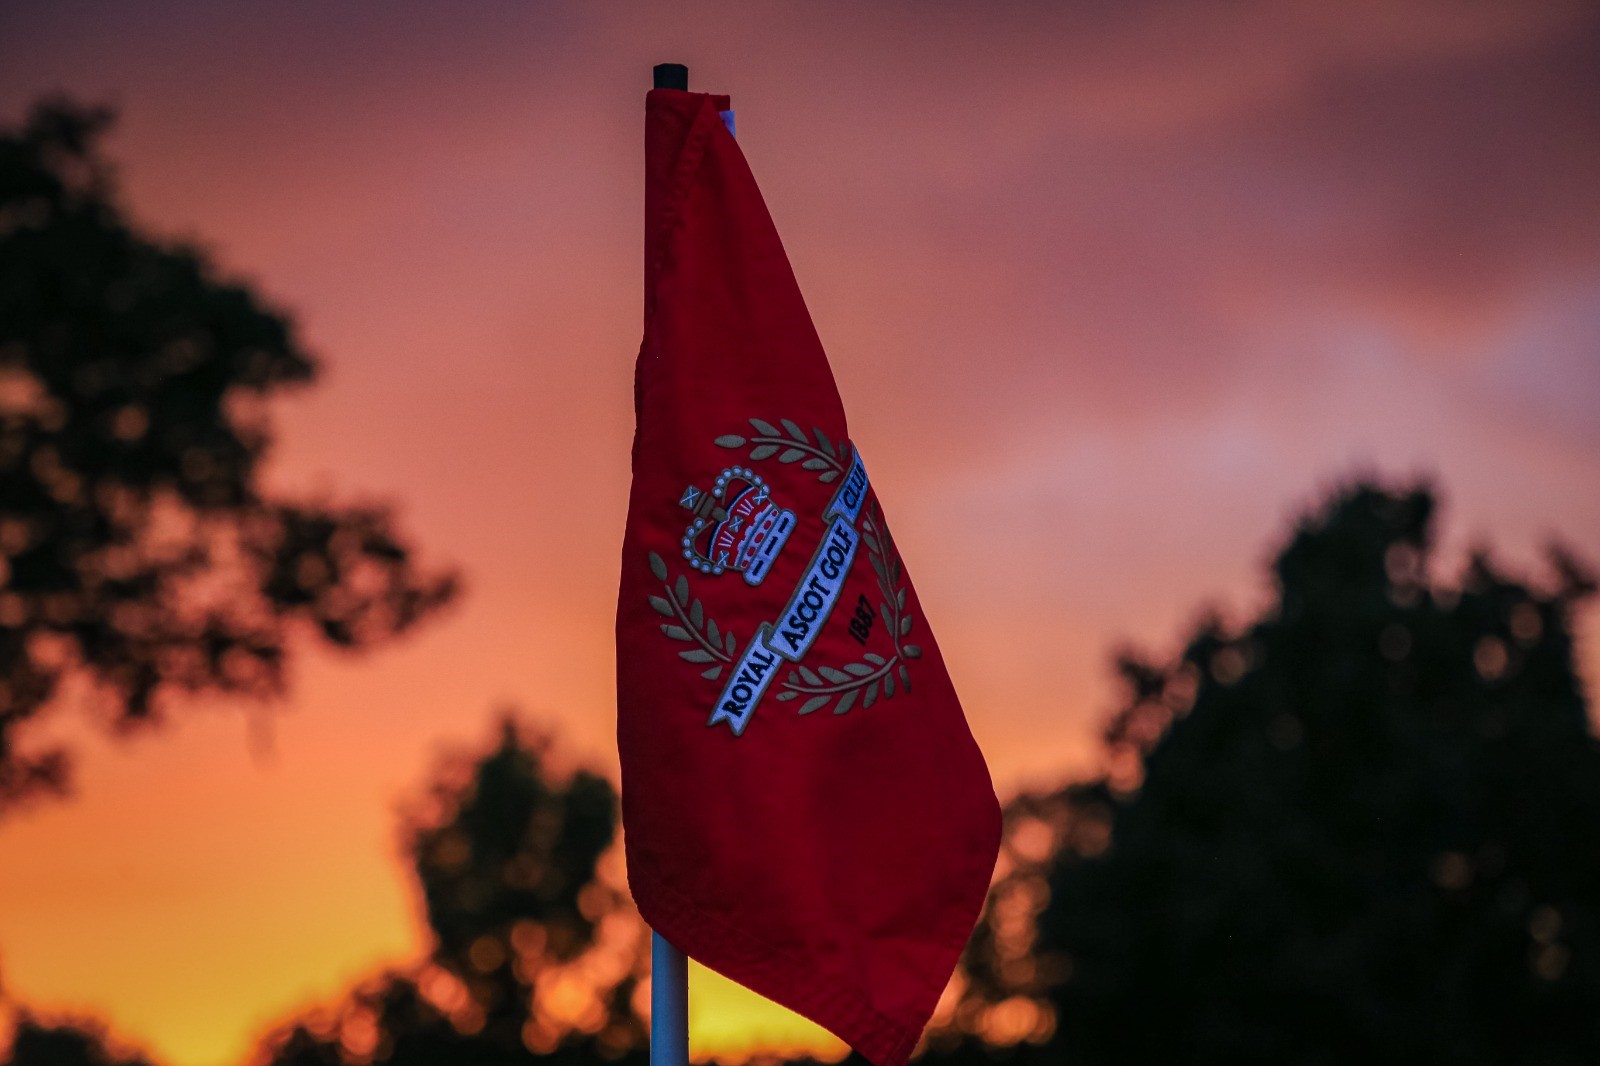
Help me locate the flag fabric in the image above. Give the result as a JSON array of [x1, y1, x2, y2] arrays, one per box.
[[616, 87, 1001, 1066]]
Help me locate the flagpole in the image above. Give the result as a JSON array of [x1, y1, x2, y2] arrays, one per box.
[[650, 930, 689, 1066], [653, 62, 688, 91], [649, 60, 692, 1066]]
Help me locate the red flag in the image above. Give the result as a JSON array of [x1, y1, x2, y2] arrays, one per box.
[[617, 87, 1001, 1066]]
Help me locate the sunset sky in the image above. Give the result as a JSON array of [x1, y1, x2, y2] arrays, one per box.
[[1, 3, 1598, 1064]]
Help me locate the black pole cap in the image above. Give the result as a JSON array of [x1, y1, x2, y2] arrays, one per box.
[[653, 63, 688, 91]]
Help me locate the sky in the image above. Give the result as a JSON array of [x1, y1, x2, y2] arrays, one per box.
[[1, 2, 1598, 1064]]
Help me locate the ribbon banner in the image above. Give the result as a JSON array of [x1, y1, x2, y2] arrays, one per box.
[[710, 452, 870, 735]]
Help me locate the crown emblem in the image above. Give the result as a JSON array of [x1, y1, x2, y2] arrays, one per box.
[[678, 466, 796, 586]]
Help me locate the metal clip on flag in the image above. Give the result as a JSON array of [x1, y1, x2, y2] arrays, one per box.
[[621, 63, 1001, 1066]]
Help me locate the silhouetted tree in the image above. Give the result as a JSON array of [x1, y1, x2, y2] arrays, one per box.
[[1, 1012, 153, 1066], [0, 99, 456, 810], [968, 482, 1599, 1066], [253, 717, 647, 1066], [938, 784, 1112, 1058]]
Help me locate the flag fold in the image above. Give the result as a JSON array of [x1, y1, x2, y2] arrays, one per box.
[[618, 87, 1001, 1066]]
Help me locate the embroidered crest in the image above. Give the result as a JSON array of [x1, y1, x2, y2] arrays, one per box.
[[646, 418, 921, 737]]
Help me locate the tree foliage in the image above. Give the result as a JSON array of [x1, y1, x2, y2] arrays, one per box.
[[964, 482, 1600, 1066], [253, 717, 647, 1066], [1, 1012, 153, 1066], [0, 99, 456, 810]]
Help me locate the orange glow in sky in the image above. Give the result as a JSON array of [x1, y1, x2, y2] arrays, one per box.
[[2, 3, 1599, 1064]]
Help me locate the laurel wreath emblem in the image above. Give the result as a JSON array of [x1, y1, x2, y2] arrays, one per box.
[[772, 497, 919, 716], [644, 418, 920, 720], [712, 418, 844, 483], [646, 550, 738, 681]]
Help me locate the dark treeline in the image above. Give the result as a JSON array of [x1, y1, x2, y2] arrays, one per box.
[[4, 100, 1599, 1066], [252, 718, 648, 1066], [954, 485, 1600, 1066]]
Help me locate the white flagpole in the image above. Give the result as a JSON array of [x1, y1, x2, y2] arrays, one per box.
[[645, 60, 696, 1066], [650, 931, 689, 1066]]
